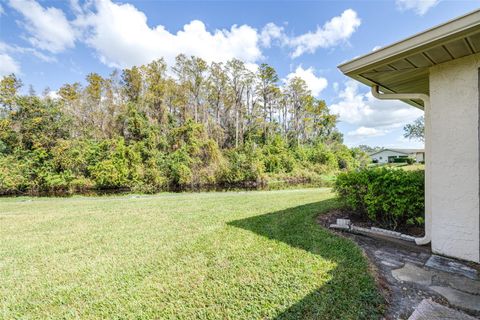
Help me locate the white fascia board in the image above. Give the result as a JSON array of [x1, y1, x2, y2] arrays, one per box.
[[338, 9, 480, 75]]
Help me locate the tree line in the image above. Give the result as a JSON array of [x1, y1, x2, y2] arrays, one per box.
[[0, 55, 368, 195]]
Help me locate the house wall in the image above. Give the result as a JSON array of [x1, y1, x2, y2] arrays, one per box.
[[429, 53, 480, 263], [414, 152, 424, 163], [371, 150, 407, 163]]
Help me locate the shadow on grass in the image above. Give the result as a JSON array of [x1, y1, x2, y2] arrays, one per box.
[[228, 198, 384, 320]]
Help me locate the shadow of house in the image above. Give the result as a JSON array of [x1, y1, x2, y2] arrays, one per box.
[[228, 199, 384, 319]]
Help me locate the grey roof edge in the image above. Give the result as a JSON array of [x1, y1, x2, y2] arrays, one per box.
[[369, 148, 425, 156], [338, 9, 480, 75]]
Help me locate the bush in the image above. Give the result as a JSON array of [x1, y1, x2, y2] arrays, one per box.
[[0, 155, 30, 194], [334, 167, 424, 230], [392, 156, 409, 163], [220, 144, 265, 185], [89, 139, 141, 189]]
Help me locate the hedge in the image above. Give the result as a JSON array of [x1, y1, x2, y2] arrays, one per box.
[[334, 167, 424, 230]]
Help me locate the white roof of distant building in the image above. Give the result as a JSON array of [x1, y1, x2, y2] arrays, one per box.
[[369, 148, 425, 156]]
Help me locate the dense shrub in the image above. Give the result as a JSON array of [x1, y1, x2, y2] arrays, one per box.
[[0, 60, 370, 195], [89, 139, 142, 189], [0, 155, 30, 194], [220, 143, 265, 185], [392, 156, 408, 163], [334, 167, 424, 230], [0, 132, 368, 194]]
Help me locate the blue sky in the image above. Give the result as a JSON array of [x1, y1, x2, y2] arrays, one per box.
[[1, 0, 479, 148]]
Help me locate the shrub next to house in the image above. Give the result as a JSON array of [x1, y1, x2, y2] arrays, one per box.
[[334, 167, 424, 230]]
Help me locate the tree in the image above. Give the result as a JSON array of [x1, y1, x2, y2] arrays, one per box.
[[0, 74, 22, 112], [256, 63, 279, 141], [284, 76, 310, 145], [206, 62, 228, 143], [12, 96, 70, 150], [58, 82, 82, 137], [226, 59, 248, 148], [142, 59, 168, 125], [172, 55, 208, 123], [122, 67, 142, 103], [207, 62, 227, 124], [357, 145, 382, 154], [403, 116, 424, 142], [0, 55, 362, 195], [305, 98, 338, 142]]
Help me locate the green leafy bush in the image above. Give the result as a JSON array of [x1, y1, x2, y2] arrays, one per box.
[[392, 156, 409, 163], [0, 155, 30, 194], [89, 139, 141, 189], [334, 167, 424, 230], [221, 143, 265, 185]]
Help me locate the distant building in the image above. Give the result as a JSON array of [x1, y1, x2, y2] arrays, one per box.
[[370, 149, 425, 164]]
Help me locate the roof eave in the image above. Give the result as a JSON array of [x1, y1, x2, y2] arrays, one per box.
[[349, 73, 425, 109], [338, 9, 480, 76]]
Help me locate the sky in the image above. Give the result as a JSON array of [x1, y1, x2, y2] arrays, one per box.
[[1, 0, 479, 148]]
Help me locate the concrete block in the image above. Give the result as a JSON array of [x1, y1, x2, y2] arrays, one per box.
[[430, 286, 480, 313], [371, 227, 402, 237], [336, 218, 351, 226], [400, 234, 417, 242], [426, 255, 478, 280], [329, 224, 349, 230], [408, 299, 477, 320]]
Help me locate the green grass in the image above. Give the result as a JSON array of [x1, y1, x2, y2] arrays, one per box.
[[0, 189, 383, 319], [369, 162, 425, 171], [401, 163, 425, 171]]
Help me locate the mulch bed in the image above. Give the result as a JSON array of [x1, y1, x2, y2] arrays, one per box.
[[316, 208, 424, 237]]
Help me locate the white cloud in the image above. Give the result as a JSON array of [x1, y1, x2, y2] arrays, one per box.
[[395, 0, 440, 15], [0, 53, 20, 76], [8, 0, 76, 53], [75, 0, 263, 68], [347, 126, 386, 138], [0, 41, 56, 63], [285, 66, 327, 97], [287, 9, 361, 58], [74, 2, 361, 67], [330, 80, 423, 132], [46, 90, 60, 99], [260, 23, 285, 48], [245, 62, 259, 74], [333, 82, 339, 92], [69, 0, 83, 15], [0, 4, 5, 15], [6, 1, 362, 70]]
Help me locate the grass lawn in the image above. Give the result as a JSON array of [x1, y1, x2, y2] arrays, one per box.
[[0, 189, 383, 319], [401, 163, 425, 171], [369, 163, 425, 171]]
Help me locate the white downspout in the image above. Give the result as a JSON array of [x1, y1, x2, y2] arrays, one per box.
[[371, 85, 431, 246]]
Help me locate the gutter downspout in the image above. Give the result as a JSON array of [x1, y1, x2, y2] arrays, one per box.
[[371, 85, 431, 246]]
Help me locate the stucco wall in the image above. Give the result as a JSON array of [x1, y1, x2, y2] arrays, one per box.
[[429, 53, 480, 262]]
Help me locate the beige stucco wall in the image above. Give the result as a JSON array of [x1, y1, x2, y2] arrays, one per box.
[[429, 53, 480, 262]]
